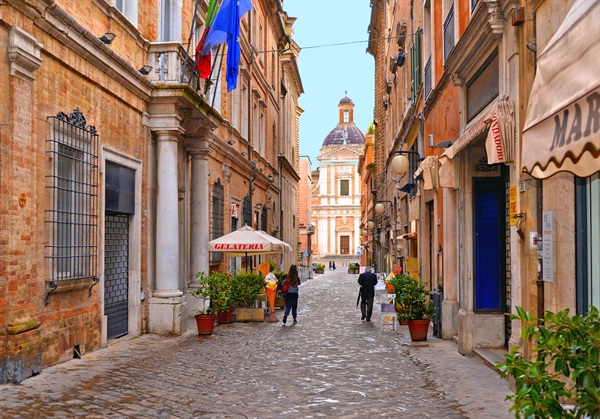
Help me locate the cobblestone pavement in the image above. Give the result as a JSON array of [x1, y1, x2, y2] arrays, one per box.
[[0, 270, 514, 418]]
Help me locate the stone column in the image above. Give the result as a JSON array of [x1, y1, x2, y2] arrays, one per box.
[[155, 130, 183, 297], [189, 139, 211, 285], [148, 127, 187, 335]]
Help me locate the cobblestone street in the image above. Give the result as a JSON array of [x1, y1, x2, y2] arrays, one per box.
[[0, 270, 513, 418]]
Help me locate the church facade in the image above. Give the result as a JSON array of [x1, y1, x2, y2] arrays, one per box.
[[311, 97, 365, 265]]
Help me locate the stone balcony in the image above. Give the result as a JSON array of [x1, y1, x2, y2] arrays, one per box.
[[147, 42, 209, 98]]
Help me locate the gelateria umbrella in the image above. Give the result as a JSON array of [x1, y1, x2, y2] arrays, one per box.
[[208, 225, 292, 255]]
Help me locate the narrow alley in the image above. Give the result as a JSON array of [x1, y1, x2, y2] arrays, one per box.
[[0, 271, 513, 418]]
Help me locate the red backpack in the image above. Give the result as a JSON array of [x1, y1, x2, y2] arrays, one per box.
[[282, 279, 289, 293]]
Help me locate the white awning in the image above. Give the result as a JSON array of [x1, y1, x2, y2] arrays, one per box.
[[521, 0, 600, 179], [414, 156, 439, 190]]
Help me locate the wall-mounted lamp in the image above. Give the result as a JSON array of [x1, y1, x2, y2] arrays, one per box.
[[267, 174, 274, 180], [391, 150, 421, 176], [227, 140, 236, 146], [259, 168, 264, 173], [526, 41, 537, 53], [396, 48, 406, 67], [252, 160, 258, 165], [241, 152, 247, 156], [138, 65, 153, 75], [367, 220, 375, 230], [374, 200, 392, 214], [433, 140, 453, 149], [99, 32, 116, 44]]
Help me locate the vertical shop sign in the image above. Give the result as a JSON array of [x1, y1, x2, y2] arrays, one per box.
[[509, 186, 517, 226], [542, 211, 554, 282]]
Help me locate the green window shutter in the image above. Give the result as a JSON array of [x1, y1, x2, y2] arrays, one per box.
[[416, 29, 422, 89], [411, 43, 416, 103]]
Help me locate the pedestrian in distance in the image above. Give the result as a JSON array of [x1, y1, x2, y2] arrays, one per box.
[[282, 264, 301, 324], [357, 266, 378, 321], [332, 261, 336, 270], [329, 261, 333, 270]]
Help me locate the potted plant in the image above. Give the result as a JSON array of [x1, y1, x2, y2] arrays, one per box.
[[191, 271, 233, 334], [390, 274, 415, 324], [395, 276, 436, 341], [496, 306, 599, 418], [273, 270, 287, 308], [348, 262, 360, 274], [230, 271, 266, 322], [314, 263, 325, 274]]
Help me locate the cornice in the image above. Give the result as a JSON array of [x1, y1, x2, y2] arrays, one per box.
[[21, 0, 154, 101], [443, 0, 508, 84]]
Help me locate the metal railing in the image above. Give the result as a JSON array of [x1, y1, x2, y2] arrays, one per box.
[[147, 42, 208, 95], [424, 56, 432, 98], [443, 5, 455, 62]]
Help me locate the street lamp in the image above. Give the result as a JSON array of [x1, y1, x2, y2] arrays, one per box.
[[391, 150, 422, 176], [367, 220, 375, 229], [374, 200, 392, 215]]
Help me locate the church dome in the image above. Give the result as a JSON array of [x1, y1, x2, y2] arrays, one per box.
[[321, 96, 365, 148], [322, 124, 366, 148]]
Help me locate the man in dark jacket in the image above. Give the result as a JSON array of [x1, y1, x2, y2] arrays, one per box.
[[357, 266, 378, 321]]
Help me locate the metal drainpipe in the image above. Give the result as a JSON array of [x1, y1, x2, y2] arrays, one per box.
[[530, 10, 544, 325]]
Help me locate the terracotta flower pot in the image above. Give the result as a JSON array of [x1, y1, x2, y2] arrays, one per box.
[[407, 319, 430, 341], [217, 307, 234, 324], [194, 313, 216, 335]]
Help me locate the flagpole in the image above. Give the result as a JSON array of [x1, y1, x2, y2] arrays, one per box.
[[181, 0, 201, 83], [211, 48, 226, 108], [203, 44, 222, 96]]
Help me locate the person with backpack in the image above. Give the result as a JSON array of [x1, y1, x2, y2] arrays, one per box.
[[281, 264, 301, 324]]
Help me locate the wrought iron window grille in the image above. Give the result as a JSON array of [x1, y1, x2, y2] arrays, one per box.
[[45, 108, 99, 305]]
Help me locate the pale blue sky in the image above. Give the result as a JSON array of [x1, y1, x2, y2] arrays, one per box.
[[284, 0, 375, 167]]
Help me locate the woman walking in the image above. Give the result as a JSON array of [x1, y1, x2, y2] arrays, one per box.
[[282, 264, 301, 324]]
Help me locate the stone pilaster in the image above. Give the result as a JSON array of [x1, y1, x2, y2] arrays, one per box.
[[188, 139, 212, 286]]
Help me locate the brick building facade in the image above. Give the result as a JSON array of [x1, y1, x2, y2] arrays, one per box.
[[0, 0, 301, 383]]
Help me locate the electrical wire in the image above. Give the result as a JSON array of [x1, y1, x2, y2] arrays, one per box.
[[243, 32, 422, 55]]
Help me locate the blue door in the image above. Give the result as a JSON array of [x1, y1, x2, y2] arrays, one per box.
[[473, 178, 504, 311]]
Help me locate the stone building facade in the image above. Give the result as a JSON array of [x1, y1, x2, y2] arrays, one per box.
[[311, 97, 365, 265], [297, 155, 314, 266], [0, 0, 301, 383], [365, 0, 598, 359]]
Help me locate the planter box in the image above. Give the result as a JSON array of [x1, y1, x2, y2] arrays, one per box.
[[235, 307, 265, 322], [275, 297, 286, 308]]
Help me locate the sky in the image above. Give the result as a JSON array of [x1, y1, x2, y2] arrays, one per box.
[[283, 0, 375, 167]]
